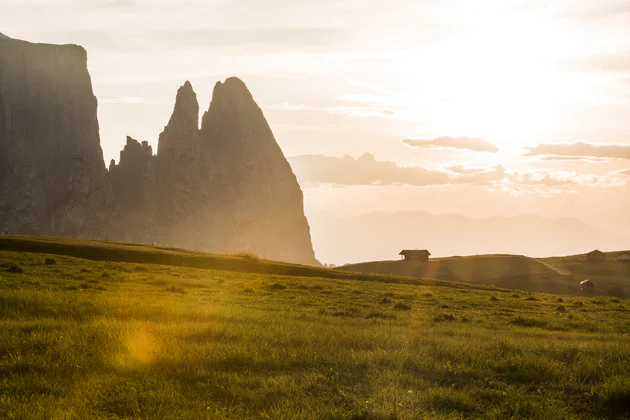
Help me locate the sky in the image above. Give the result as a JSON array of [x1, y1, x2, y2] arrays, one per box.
[[2, 0, 630, 259]]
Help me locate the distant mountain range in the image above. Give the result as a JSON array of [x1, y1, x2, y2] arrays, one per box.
[[308, 211, 630, 265]]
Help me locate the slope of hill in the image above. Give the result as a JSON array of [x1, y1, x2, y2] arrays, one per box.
[[308, 211, 630, 266], [1, 237, 629, 418], [0, 235, 464, 290], [545, 251, 630, 293], [338, 254, 585, 295]]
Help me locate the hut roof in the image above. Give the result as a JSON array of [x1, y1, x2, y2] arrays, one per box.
[[399, 249, 431, 256]]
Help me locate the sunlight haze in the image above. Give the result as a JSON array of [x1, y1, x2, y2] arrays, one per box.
[[2, 0, 629, 263]]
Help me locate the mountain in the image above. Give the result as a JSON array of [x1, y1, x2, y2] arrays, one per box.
[[0, 34, 119, 238], [0, 35, 317, 265], [309, 211, 629, 265], [110, 79, 318, 265]]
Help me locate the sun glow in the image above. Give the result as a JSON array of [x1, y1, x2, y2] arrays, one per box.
[[350, 2, 621, 149]]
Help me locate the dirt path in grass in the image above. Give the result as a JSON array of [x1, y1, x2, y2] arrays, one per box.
[[538, 260, 571, 275]]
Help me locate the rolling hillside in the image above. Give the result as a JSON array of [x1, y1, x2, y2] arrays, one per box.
[[1, 236, 629, 418], [339, 254, 598, 296], [307, 211, 630, 265], [545, 251, 630, 294]]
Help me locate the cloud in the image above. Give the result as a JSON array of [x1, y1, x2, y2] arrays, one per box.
[[523, 142, 630, 160], [325, 106, 400, 119], [290, 153, 452, 187], [612, 169, 630, 176], [444, 165, 494, 175], [539, 156, 611, 163], [288, 153, 618, 189], [402, 136, 499, 153], [564, 2, 630, 23]]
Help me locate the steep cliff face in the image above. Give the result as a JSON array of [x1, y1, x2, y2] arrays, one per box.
[[196, 78, 317, 264], [0, 35, 117, 237]]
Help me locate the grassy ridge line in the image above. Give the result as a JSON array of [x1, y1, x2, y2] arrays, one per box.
[[338, 254, 558, 283], [0, 235, 483, 290]]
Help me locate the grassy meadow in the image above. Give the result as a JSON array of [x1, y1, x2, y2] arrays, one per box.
[[341, 253, 630, 298], [1, 237, 630, 419], [547, 252, 630, 291]]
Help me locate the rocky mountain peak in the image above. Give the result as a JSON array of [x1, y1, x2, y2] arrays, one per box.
[[157, 81, 199, 153], [213, 77, 253, 101], [119, 136, 153, 164]]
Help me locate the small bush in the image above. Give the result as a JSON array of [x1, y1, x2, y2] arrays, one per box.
[[490, 296, 499, 301], [394, 303, 411, 311], [238, 252, 262, 262], [510, 316, 547, 328], [557, 297, 564, 302], [44, 258, 57, 265], [164, 285, 187, 294], [380, 297, 392, 304], [433, 313, 456, 322], [440, 304, 450, 309], [557, 305, 566, 312], [6, 264, 24, 274], [80, 268, 90, 273]]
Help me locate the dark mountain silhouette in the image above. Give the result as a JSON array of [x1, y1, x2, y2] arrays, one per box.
[[0, 35, 318, 265], [309, 211, 629, 265], [110, 79, 318, 265], [0, 35, 120, 238]]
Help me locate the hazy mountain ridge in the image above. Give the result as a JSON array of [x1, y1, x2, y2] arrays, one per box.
[[109, 78, 318, 265], [0, 35, 317, 265], [309, 210, 629, 265]]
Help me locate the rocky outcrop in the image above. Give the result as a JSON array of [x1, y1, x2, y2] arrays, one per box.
[[0, 34, 118, 237], [0, 35, 318, 265], [110, 79, 318, 265], [195, 78, 317, 264], [109, 137, 157, 243]]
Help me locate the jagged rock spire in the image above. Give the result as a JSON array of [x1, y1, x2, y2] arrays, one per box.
[[157, 81, 199, 154]]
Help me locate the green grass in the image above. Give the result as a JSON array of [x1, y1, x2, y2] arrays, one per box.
[[1, 238, 630, 418], [546, 252, 630, 294], [339, 255, 577, 293], [341, 253, 630, 298]]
